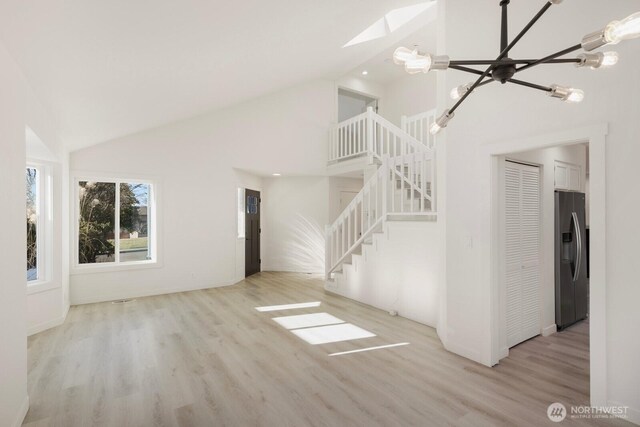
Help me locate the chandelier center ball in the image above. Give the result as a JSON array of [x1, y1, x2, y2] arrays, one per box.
[[492, 59, 517, 83]]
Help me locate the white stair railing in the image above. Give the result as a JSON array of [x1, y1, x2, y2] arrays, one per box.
[[401, 109, 437, 150], [325, 151, 435, 279], [329, 107, 429, 163], [328, 111, 369, 162]]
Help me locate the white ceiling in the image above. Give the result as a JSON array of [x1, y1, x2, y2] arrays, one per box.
[[0, 0, 436, 150]]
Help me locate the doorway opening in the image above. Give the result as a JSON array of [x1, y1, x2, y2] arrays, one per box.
[[245, 189, 261, 277], [498, 143, 590, 352], [338, 88, 378, 122], [488, 124, 607, 407]]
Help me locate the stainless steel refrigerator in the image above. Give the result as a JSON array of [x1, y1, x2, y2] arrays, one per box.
[[555, 191, 588, 330]]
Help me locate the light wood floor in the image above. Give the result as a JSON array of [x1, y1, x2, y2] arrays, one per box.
[[25, 272, 629, 427]]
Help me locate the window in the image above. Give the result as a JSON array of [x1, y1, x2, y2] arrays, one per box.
[[26, 164, 51, 285], [77, 179, 155, 267], [26, 167, 40, 281]]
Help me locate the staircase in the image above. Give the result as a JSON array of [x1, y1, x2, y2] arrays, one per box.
[[325, 107, 437, 281]]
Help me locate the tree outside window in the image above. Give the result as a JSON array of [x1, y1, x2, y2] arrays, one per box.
[[26, 168, 38, 280]]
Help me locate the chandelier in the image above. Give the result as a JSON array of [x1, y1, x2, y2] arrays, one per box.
[[392, 0, 640, 135]]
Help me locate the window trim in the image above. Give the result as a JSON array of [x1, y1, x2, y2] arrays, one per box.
[[26, 162, 53, 289], [237, 187, 245, 239], [71, 172, 160, 274]]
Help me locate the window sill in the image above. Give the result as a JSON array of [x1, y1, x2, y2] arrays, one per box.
[[27, 281, 60, 295], [71, 260, 162, 276]]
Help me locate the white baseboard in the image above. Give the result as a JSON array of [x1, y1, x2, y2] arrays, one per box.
[[443, 338, 489, 367], [27, 304, 70, 336], [12, 395, 29, 427], [626, 405, 640, 425], [542, 323, 557, 337], [70, 280, 237, 305], [262, 266, 324, 274], [609, 400, 640, 425], [324, 280, 337, 291], [498, 346, 509, 361]]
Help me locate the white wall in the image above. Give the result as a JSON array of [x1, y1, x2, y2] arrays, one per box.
[[0, 40, 67, 427], [0, 41, 29, 427], [240, 174, 361, 276], [379, 72, 437, 127], [331, 221, 440, 328], [439, 0, 640, 419], [26, 153, 69, 335], [70, 79, 335, 304], [329, 176, 363, 223], [502, 145, 587, 345], [262, 176, 329, 274], [25, 98, 70, 336]]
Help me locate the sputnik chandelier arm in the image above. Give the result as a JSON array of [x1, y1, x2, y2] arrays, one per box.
[[392, 0, 640, 135]]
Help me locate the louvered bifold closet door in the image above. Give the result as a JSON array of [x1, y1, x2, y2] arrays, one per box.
[[505, 161, 541, 348]]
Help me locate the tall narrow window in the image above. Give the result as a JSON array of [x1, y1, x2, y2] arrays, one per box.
[[77, 179, 155, 267], [119, 183, 150, 262], [26, 168, 39, 281]]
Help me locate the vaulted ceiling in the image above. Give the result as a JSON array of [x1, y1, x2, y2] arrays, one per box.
[[0, 0, 436, 150]]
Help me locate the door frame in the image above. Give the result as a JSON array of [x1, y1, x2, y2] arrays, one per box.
[[336, 86, 381, 123], [485, 123, 608, 407], [244, 188, 261, 277], [502, 159, 543, 349]]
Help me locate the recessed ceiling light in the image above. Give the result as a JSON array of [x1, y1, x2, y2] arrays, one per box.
[[272, 173, 281, 176], [362, 70, 369, 76]]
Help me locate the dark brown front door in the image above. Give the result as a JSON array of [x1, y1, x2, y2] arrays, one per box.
[[245, 189, 261, 277]]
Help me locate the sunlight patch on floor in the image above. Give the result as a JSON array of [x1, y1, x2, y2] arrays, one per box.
[[328, 342, 410, 356], [272, 313, 344, 330], [255, 301, 321, 312], [291, 323, 376, 345]]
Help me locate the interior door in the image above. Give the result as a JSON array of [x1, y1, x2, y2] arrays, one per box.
[[245, 189, 260, 277], [505, 161, 542, 348]]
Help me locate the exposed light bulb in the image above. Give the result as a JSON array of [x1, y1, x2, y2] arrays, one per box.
[[600, 51, 619, 67], [404, 54, 432, 74], [605, 12, 640, 44], [566, 89, 585, 103], [429, 123, 442, 135], [362, 70, 369, 76], [393, 47, 417, 65], [549, 84, 585, 103], [450, 83, 473, 100], [577, 51, 619, 69], [430, 109, 454, 135]]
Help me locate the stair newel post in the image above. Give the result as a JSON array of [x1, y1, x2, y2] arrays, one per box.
[[366, 106, 374, 157], [382, 156, 389, 218]]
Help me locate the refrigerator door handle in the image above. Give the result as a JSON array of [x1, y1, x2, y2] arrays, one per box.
[[572, 211, 582, 282]]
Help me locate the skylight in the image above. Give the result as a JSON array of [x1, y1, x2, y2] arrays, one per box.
[[343, 2, 434, 48]]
